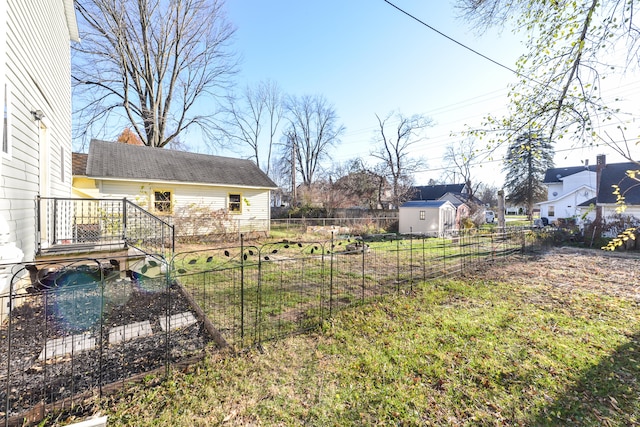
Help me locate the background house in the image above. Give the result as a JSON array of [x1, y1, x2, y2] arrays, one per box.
[[0, 0, 78, 262], [537, 163, 598, 224], [73, 140, 278, 237], [411, 184, 486, 228], [577, 158, 640, 223], [411, 184, 466, 201], [398, 200, 456, 236]]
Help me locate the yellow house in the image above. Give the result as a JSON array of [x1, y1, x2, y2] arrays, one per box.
[[72, 140, 278, 237]]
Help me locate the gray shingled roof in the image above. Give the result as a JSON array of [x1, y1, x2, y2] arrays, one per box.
[[411, 184, 465, 200], [597, 162, 640, 205], [543, 165, 596, 183], [85, 140, 277, 189]]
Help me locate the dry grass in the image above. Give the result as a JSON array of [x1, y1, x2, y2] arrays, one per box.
[[56, 247, 640, 426]]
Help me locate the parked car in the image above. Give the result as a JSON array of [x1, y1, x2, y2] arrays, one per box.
[[533, 217, 549, 228], [485, 210, 495, 223]]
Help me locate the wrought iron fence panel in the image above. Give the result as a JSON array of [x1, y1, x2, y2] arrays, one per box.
[[255, 241, 327, 344], [0, 255, 212, 425], [1, 228, 541, 425], [171, 244, 261, 349], [124, 200, 175, 258]]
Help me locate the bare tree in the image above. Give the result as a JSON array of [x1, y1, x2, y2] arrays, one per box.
[[476, 182, 500, 208], [73, 0, 237, 148], [282, 94, 345, 187], [371, 112, 432, 208], [222, 80, 283, 175], [442, 138, 480, 199], [332, 158, 387, 211]]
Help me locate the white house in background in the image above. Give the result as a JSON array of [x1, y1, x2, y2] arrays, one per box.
[[398, 200, 456, 236], [0, 1, 78, 262], [73, 140, 279, 237], [576, 158, 640, 223], [537, 164, 598, 224]]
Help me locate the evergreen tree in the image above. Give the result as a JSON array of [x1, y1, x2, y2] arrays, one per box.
[[503, 132, 554, 219]]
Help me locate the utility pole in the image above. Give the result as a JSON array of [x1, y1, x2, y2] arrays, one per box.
[[289, 132, 297, 207], [497, 189, 505, 228]]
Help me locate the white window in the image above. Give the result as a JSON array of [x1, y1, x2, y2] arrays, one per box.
[[229, 193, 242, 213], [419, 210, 425, 220], [153, 190, 172, 213]]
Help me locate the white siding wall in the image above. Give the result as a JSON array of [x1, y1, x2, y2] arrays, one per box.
[[561, 171, 596, 194], [399, 207, 442, 235], [1, 0, 73, 260], [539, 187, 596, 222], [95, 180, 272, 233], [578, 205, 640, 231], [546, 183, 563, 199]]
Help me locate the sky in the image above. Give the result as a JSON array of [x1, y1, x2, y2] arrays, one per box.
[[218, 0, 640, 188]]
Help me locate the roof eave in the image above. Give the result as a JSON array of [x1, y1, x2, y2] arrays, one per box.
[[86, 176, 278, 190]]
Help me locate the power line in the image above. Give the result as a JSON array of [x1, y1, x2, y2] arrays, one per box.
[[382, 0, 531, 82], [411, 141, 634, 175]]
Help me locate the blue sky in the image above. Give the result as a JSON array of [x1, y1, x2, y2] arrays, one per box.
[[221, 1, 521, 185], [220, 1, 640, 186]]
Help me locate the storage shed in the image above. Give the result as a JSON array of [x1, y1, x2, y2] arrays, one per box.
[[398, 200, 456, 236]]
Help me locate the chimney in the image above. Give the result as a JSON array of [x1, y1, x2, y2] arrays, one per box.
[[594, 155, 606, 228], [596, 154, 606, 198]]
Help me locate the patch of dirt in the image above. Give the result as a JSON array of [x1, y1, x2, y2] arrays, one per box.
[[0, 275, 210, 421], [472, 247, 640, 302]]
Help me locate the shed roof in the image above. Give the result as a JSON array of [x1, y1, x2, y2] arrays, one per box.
[[82, 139, 278, 189], [400, 200, 452, 209]]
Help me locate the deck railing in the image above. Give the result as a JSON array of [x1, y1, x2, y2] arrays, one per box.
[[37, 197, 174, 258]]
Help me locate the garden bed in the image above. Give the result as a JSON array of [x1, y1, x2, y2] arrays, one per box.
[[0, 275, 210, 422]]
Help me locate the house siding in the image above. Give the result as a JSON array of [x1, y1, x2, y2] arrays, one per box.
[[398, 201, 456, 235], [87, 179, 272, 234], [538, 186, 596, 222], [1, 0, 73, 260]]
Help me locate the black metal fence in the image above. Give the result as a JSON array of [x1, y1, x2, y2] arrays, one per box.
[[171, 229, 526, 349], [0, 255, 208, 426], [1, 228, 531, 425]]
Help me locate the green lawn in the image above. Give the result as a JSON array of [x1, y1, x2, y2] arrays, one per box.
[[88, 270, 640, 426]]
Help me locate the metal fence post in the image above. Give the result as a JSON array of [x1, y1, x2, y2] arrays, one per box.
[[99, 267, 106, 395], [361, 235, 366, 302], [5, 274, 14, 427], [330, 232, 335, 317], [122, 198, 128, 246], [240, 234, 245, 343], [396, 234, 400, 293], [35, 196, 41, 254], [442, 234, 446, 276], [409, 228, 413, 293], [422, 235, 426, 282], [52, 199, 58, 245]]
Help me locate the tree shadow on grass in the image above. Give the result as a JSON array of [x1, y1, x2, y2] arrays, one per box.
[[531, 331, 640, 426]]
